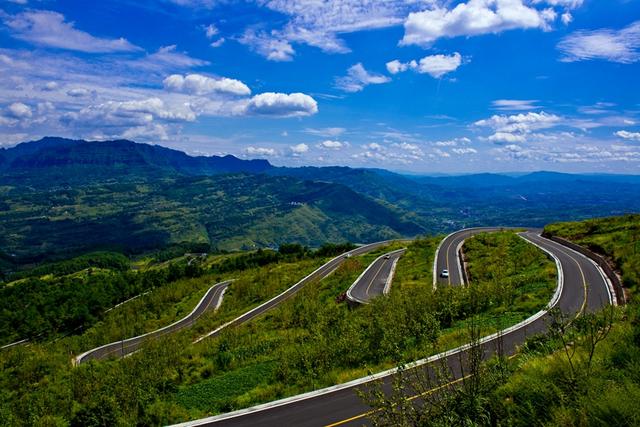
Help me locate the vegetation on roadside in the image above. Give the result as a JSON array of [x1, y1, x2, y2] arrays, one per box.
[[367, 215, 640, 426], [0, 230, 559, 425], [545, 213, 640, 292]]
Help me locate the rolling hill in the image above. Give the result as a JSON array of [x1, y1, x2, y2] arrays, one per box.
[[2, 137, 640, 267]]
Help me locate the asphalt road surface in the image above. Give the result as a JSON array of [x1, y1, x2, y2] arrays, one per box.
[[434, 227, 531, 287], [75, 280, 232, 364], [172, 230, 613, 427], [195, 241, 399, 343], [347, 249, 405, 304]]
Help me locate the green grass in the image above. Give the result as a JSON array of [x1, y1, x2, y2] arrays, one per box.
[[176, 362, 276, 413], [162, 233, 556, 421], [545, 213, 640, 292], [0, 231, 561, 426]]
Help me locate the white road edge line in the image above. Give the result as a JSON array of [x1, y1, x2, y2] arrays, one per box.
[[104, 291, 152, 314], [455, 240, 465, 286], [1, 339, 29, 350], [588, 258, 616, 306], [545, 239, 616, 307], [383, 251, 404, 295], [346, 249, 405, 305], [433, 227, 508, 288], [170, 233, 566, 427], [74, 280, 233, 365], [432, 230, 457, 289], [194, 241, 395, 343]]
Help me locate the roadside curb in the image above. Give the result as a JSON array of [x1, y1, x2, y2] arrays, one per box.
[[74, 280, 233, 365], [170, 232, 566, 427], [346, 249, 406, 304], [195, 241, 397, 343], [383, 252, 403, 295]]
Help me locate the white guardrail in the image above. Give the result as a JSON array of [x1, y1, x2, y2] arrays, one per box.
[[171, 231, 581, 427]]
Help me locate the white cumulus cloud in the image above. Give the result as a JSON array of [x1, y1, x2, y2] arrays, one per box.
[[335, 63, 391, 92], [615, 130, 640, 141], [204, 24, 219, 39], [387, 53, 463, 78], [163, 73, 251, 96], [488, 132, 527, 143], [244, 92, 318, 117], [6, 102, 33, 119], [452, 147, 478, 155], [476, 111, 561, 134], [401, 0, 557, 47], [318, 140, 344, 149], [386, 59, 415, 74], [66, 88, 91, 98], [63, 97, 196, 131], [210, 38, 225, 48], [417, 52, 462, 78], [477, 111, 562, 144], [290, 143, 309, 154]]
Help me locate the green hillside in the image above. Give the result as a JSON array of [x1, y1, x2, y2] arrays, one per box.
[[367, 214, 640, 426], [0, 173, 421, 267]]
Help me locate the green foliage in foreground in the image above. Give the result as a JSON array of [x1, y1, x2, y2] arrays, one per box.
[[368, 215, 640, 427], [0, 232, 555, 425], [464, 232, 557, 318], [0, 256, 204, 346], [167, 233, 553, 421], [0, 254, 328, 426], [545, 213, 640, 291]]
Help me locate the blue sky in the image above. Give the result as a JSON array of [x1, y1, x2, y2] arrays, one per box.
[[1, 0, 639, 174]]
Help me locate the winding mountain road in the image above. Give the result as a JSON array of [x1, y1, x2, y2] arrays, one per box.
[[433, 227, 524, 287], [346, 249, 405, 305], [194, 241, 398, 342], [75, 280, 232, 364], [173, 229, 615, 427], [76, 242, 396, 364]]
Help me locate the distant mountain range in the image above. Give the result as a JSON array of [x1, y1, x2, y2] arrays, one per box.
[[1, 137, 639, 265], [0, 137, 271, 185]]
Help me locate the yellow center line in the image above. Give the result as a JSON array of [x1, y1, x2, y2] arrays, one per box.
[[531, 234, 589, 317], [529, 235, 591, 322], [563, 250, 589, 317], [324, 375, 468, 427], [331, 236, 591, 427], [324, 336, 519, 426]]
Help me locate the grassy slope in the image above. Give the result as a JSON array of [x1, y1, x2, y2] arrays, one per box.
[[483, 215, 640, 426], [0, 232, 556, 425], [545, 213, 640, 292], [171, 232, 555, 421], [0, 175, 418, 264]]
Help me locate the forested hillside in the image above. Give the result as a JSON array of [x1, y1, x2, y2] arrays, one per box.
[[3, 137, 640, 269]]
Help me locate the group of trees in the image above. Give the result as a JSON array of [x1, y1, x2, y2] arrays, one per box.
[[0, 254, 205, 345], [2, 219, 636, 426], [210, 242, 355, 274], [362, 218, 640, 426]]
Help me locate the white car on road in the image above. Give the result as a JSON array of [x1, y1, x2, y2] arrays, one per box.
[[440, 269, 449, 278]]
